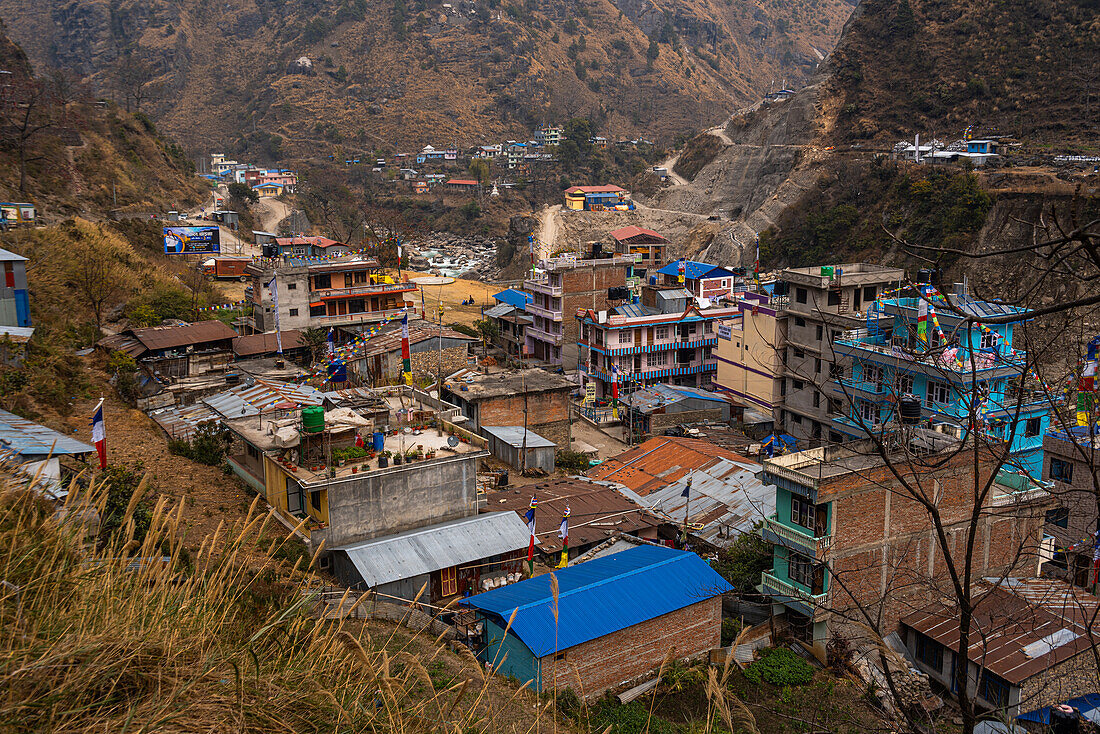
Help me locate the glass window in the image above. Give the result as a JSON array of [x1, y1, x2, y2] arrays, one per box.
[[646, 352, 665, 368], [816, 325, 824, 341], [794, 317, 806, 327], [894, 372, 914, 395], [927, 381, 951, 406], [655, 326, 669, 340], [864, 286, 877, 302], [815, 358, 822, 373], [980, 330, 997, 349], [289, 308, 299, 317], [1050, 458, 1073, 483], [827, 291, 840, 306], [791, 496, 816, 530], [813, 391, 821, 408], [796, 287, 808, 304], [858, 399, 878, 424], [914, 633, 943, 672], [618, 331, 633, 345], [793, 379, 805, 391], [1025, 417, 1041, 437], [788, 552, 815, 588], [1045, 507, 1069, 528], [286, 282, 297, 290], [979, 671, 1011, 708]]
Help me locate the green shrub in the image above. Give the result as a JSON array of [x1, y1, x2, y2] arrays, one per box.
[[168, 421, 231, 466], [744, 647, 815, 687], [586, 697, 680, 734], [555, 450, 590, 474], [722, 617, 743, 646]]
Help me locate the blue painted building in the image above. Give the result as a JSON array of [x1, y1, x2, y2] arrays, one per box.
[[461, 545, 732, 697], [830, 284, 1051, 477]]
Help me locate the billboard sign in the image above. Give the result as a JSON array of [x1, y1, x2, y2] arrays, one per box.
[[164, 226, 220, 254]]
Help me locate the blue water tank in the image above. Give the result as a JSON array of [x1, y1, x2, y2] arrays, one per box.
[[372, 431, 385, 452]]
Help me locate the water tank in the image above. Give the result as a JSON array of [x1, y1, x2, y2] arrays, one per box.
[[372, 431, 385, 452], [301, 405, 325, 433], [898, 394, 922, 424]]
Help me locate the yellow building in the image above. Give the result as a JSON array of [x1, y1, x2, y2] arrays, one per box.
[[713, 292, 785, 418]]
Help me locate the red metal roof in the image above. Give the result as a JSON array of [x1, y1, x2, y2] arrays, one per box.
[[565, 185, 626, 194], [587, 436, 753, 497], [446, 179, 479, 186], [274, 236, 346, 249], [609, 226, 668, 243], [232, 330, 304, 357]]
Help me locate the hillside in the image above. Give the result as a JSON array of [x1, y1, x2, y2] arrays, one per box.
[[0, 0, 855, 157]]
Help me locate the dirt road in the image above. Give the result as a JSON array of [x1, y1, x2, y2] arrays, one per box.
[[656, 152, 690, 186], [254, 197, 290, 233], [535, 204, 560, 258]]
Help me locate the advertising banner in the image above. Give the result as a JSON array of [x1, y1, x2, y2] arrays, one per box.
[[164, 226, 221, 254]]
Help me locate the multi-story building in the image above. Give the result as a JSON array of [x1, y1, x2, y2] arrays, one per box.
[[713, 264, 905, 446], [831, 282, 1051, 477], [655, 259, 744, 301], [534, 125, 563, 147], [609, 226, 668, 277], [576, 286, 738, 397], [523, 254, 634, 365], [248, 256, 417, 332], [758, 431, 1052, 662], [1040, 426, 1100, 587]]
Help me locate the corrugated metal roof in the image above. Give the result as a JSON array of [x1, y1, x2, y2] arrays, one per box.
[[588, 437, 773, 546], [336, 512, 529, 587], [98, 333, 146, 357], [150, 378, 325, 440], [902, 578, 1100, 685], [482, 426, 556, 449], [461, 545, 732, 657], [492, 288, 532, 309], [0, 408, 94, 457], [483, 303, 518, 319], [622, 384, 727, 413], [486, 478, 663, 554], [656, 260, 736, 280], [130, 321, 238, 351], [232, 330, 303, 357], [0, 247, 27, 262], [609, 226, 667, 243], [353, 322, 476, 360]]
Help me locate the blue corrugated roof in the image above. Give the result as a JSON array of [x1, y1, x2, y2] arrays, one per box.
[[656, 260, 737, 280], [493, 288, 533, 309], [1018, 694, 1100, 724], [0, 408, 94, 457], [461, 545, 732, 657]]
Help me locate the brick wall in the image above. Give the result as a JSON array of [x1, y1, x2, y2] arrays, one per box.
[[1020, 651, 1100, 712], [538, 596, 722, 698], [823, 452, 1050, 634], [478, 388, 573, 448], [649, 408, 725, 431], [561, 263, 628, 345]]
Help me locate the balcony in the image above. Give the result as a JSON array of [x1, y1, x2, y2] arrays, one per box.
[[760, 515, 832, 558], [523, 278, 562, 297], [309, 308, 407, 325], [761, 571, 828, 616], [311, 282, 416, 299], [837, 377, 889, 398], [526, 324, 563, 346], [525, 302, 563, 321], [835, 335, 1027, 378]]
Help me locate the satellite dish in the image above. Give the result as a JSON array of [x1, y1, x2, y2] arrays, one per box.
[[403, 427, 412, 434], [447, 436, 460, 447]]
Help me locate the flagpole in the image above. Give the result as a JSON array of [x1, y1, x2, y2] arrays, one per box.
[[680, 477, 692, 549]]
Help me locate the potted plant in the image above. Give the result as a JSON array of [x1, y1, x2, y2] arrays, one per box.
[[393, 453, 402, 465], [425, 449, 436, 460], [378, 450, 390, 468]]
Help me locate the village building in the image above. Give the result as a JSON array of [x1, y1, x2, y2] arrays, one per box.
[[758, 431, 1053, 662], [576, 290, 739, 398], [563, 185, 632, 211], [534, 125, 563, 147], [252, 182, 284, 197], [442, 368, 575, 448], [445, 178, 479, 192], [0, 408, 96, 496], [231, 330, 308, 363], [714, 291, 788, 421], [902, 577, 1100, 717], [656, 260, 744, 301], [609, 226, 669, 276], [620, 384, 731, 437], [462, 545, 731, 698], [270, 235, 352, 259], [524, 253, 635, 365], [99, 321, 238, 379], [248, 256, 416, 332], [589, 436, 773, 549], [481, 302, 530, 359], [344, 322, 477, 386], [1039, 426, 1100, 587], [481, 426, 557, 475], [0, 248, 33, 363], [833, 281, 1051, 477]]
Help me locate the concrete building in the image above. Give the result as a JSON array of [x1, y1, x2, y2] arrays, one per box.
[[0, 248, 32, 363], [714, 292, 787, 420], [758, 430, 1053, 661], [1040, 427, 1100, 587], [576, 292, 739, 398], [902, 578, 1100, 717], [443, 369, 575, 448], [462, 545, 731, 698], [346, 322, 477, 386], [609, 226, 668, 277], [563, 185, 631, 211], [482, 426, 556, 475], [248, 256, 417, 332], [482, 302, 530, 359], [620, 384, 730, 438], [832, 282, 1052, 477], [534, 125, 564, 147], [655, 260, 744, 301], [523, 253, 634, 366]]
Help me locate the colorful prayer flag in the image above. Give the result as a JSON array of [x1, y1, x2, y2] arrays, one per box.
[[557, 505, 570, 568], [525, 496, 537, 575], [401, 312, 412, 385], [91, 399, 106, 470], [917, 298, 928, 344]]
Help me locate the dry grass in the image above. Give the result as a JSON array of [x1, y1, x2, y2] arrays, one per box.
[[0, 468, 563, 733]]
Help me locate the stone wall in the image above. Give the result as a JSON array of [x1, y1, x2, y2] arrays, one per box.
[[1020, 651, 1100, 712]]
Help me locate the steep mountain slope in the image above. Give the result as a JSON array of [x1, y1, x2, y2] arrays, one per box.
[[0, 0, 855, 156]]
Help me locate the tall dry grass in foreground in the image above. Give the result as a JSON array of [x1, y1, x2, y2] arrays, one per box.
[[0, 472, 550, 733]]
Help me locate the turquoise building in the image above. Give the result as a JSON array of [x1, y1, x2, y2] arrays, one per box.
[[829, 284, 1051, 478]]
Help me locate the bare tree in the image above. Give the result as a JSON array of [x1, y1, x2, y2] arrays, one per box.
[[67, 230, 135, 335], [109, 53, 162, 114], [0, 75, 64, 194]]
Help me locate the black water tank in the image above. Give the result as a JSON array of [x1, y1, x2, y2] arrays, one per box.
[[898, 393, 922, 424], [1051, 705, 1079, 734]]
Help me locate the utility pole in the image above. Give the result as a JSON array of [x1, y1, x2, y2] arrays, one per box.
[[680, 476, 692, 550], [436, 299, 444, 437], [521, 369, 528, 475]]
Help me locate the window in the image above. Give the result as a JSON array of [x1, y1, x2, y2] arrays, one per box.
[[829, 431, 844, 443], [313, 273, 331, 289], [440, 566, 458, 597], [794, 317, 806, 327], [791, 413, 803, 425], [914, 633, 944, 672], [827, 291, 840, 306], [863, 286, 877, 302], [812, 422, 822, 439], [828, 399, 843, 416], [554, 651, 567, 661], [863, 363, 883, 388], [979, 671, 1011, 709], [1050, 458, 1073, 483], [646, 352, 665, 368], [1025, 417, 1042, 437], [815, 358, 822, 374], [792, 379, 805, 391], [1045, 507, 1070, 528], [286, 282, 297, 290], [655, 326, 669, 340], [813, 391, 821, 408], [829, 363, 845, 380], [704, 321, 712, 333], [796, 287, 808, 304], [816, 325, 824, 341], [288, 308, 299, 317], [927, 381, 951, 407], [894, 372, 914, 395], [788, 552, 816, 588], [980, 330, 998, 349], [309, 304, 327, 318], [791, 496, 816, 530], [617, 331, 633, 345], [831, 330, 842, 342], [858, 399, 878, 425], [286, 479, 304, 515], [793, 348, 805, 359], [310, 490, 322, 513]]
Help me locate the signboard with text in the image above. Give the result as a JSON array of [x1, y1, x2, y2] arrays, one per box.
[[163, 226, 221, 254]]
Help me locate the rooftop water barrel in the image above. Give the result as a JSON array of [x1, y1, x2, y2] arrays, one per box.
[[898, 394, 922, 424], [301, 405, 325, 433], [372, 431, 385, 452]]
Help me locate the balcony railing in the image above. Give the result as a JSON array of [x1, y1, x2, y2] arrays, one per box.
[[760, 515, 832, 558], [311, 282, 416, 298], [525, 302, 563, 321], [523, 278, 563, 297], [761, 571, 829, 609], [838, 377, 889, 396], [526, 325, 563, 346], [309, 308, 407, 325], [836, 337, 1027, 374]]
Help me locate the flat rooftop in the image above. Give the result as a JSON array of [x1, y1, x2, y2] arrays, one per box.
[[445, 369, 576, 400]]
